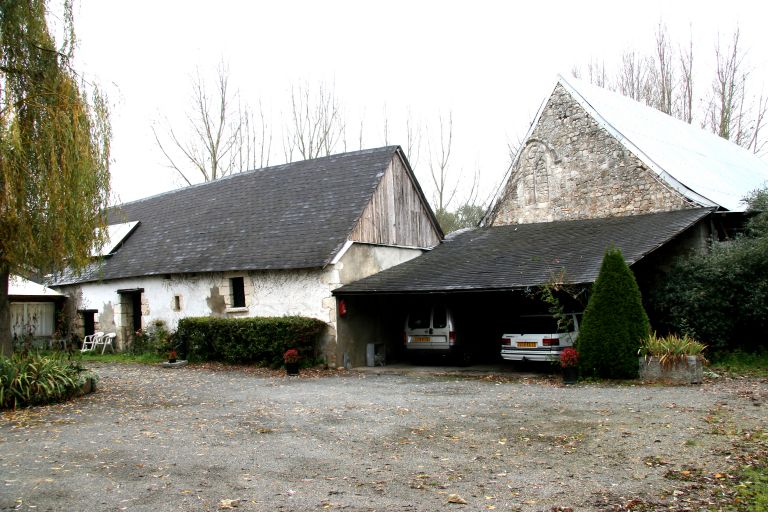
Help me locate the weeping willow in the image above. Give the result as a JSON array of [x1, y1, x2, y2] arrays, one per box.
[[0, 0, 111, 354]]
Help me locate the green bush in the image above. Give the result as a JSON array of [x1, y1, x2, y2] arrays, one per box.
[[578, 247, 650, 379], [654, 236, 768, 352], [0, 352, 96, 410], [175, 316, 327, 366], [130, 319, 175, 355], [653, 188, 768, 352]]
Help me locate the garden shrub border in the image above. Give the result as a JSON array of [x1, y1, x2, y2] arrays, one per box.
[[175, 316, 327, 366]]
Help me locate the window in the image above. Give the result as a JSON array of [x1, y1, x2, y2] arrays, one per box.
[[432, 306, 448, 329], [10, 302, 55, 337], [172, 295, 182, 311], [230, 277, 246, 308]]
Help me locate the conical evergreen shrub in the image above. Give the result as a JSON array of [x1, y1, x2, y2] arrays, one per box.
[[578, 246, 650, 379]]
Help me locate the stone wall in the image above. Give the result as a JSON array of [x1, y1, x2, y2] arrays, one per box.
[[489, 85, 696, 226]]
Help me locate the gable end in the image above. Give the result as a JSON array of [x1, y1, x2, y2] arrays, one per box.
[[489, 83, 698, 226], [348, 150, 442, 248]]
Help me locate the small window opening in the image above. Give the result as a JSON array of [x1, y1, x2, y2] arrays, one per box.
[[173, 295, 182, 311], [230, 277, 246, 308]]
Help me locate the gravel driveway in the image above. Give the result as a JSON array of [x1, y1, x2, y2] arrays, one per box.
[[1, 363, 765, 511]]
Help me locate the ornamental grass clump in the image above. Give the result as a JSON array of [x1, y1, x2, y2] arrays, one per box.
[[639, 332, 707, 367], [0, 352, 95, 410]]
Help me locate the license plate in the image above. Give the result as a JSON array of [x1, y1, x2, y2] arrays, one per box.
[[414, 336, 430, 342], [517, 341, 537, 348]]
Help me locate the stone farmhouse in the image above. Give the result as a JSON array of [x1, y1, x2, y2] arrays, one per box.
[[333, 75, 768, 364], [53, 147, 442, 365]]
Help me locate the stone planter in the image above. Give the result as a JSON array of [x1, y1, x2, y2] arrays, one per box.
[[638, 356, 704, 384]]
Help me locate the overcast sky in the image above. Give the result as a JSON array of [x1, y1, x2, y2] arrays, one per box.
[[71, 0, 768, 207]]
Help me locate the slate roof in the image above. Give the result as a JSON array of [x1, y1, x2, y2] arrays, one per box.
[[559, 75, 768, 211], [334, 208, 713, 295], [55, 146, 407, 285]]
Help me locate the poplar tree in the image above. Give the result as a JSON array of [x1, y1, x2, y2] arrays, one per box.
[[0, 0, 111, 355]]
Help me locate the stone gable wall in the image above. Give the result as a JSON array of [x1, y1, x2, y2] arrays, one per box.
[[489, 85, 696, 226]]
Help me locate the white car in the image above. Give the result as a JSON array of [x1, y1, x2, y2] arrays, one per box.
[[500, 313, 581, 363]]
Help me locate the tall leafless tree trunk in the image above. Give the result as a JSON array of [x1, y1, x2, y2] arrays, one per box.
[[678, 30, 695, 124], [405, 110, 422, 169], [708, 29, 744, 141], [428, 113, 459, 214], [652, 23, 674, 115]]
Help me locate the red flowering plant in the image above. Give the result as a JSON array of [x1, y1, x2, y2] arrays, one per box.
[[559, 347, 579, 368], [283, 348, 301, 364]]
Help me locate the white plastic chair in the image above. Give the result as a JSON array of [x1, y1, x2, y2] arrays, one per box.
[[95, 332, 116, 354], [81, 331, 104, 352]]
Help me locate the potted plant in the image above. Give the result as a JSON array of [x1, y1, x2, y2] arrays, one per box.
[[168, 350, 177, 364], [559, 347, 579, 384], [284, 348, 300, 376], [639, 332, 707, 384]]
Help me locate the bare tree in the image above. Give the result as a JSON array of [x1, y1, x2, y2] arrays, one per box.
[[617, 50, 650, 102], [574, 25, 767, 153], [651, 22, 674, 114], [587, 59, 609, 88], [153, 63, 249, 185], [235, 100, 272, 171], [405, 110, 422, 169], [677, 29, 695, 124], [428, 113, 459, 214], [707, 29, 744, 141], [283, 82, 345, 161], [703, 28, 768, 153]]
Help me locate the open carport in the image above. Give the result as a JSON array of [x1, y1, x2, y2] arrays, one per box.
[[333, 208, 716, 368]]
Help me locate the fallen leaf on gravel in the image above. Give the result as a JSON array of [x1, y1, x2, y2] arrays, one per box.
[[447, 494, 467, 504], [219, 498, 239, 509]]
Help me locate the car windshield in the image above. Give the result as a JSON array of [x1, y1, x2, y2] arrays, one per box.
[[408, 306, 431, 329]]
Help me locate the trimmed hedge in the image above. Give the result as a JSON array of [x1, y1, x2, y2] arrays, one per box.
[[175, 316, 327, 366]]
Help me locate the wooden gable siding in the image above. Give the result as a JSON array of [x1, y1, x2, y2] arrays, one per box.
[[349, 154, 441, 248]]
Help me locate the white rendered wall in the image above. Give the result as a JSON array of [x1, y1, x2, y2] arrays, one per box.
[[59, 242, 424, 362]]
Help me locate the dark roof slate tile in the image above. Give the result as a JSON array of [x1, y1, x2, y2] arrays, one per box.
[[57, 147, 399, 284], [334, 208, 713, 294]]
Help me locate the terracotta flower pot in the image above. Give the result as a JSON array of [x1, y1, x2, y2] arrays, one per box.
[[285, 362, 300, 376]]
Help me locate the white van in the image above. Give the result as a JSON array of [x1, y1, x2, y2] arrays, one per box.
[[404, 305, 468, 362], [500, 313, 581, 363]]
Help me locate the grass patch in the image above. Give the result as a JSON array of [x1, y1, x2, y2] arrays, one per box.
[[737, 465, 768, 509], [709, 350, 768, 378]]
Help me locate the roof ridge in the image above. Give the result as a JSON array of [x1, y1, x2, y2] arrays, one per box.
[[111, 145, 400, 209]]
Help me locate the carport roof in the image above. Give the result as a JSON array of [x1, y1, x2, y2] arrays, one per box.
[[334, 208, 713, 295]]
